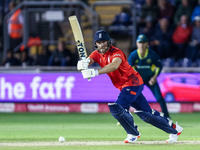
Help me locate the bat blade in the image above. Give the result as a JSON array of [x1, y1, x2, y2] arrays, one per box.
[[68, 15, 87, 59], [69, 15, 91, 81]]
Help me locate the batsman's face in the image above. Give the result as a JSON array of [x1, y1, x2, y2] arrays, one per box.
[[96, 41, 109, 54]]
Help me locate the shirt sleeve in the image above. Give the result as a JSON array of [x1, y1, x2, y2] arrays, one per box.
[[89, 50, 98, 63], [128, 52, 135, 66], [153, 53, 162, 76], [112, 50, 125, 62]]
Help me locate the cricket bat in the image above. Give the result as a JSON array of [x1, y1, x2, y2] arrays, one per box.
[[68, 15, 91, 81]]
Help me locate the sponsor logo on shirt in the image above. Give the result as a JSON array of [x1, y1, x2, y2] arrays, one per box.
[[113, 54, 121, 57], [137, 66, 150, 69]]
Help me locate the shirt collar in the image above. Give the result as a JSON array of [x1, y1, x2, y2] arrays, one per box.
[[137, 48, 149, 59]]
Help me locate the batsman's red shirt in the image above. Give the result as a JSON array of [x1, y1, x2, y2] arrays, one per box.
[[89, 45, 143, 91]]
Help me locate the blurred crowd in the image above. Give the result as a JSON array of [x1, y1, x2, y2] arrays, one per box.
[[1, 0, 200, 67], [112, 0, 200, 67], [1, 0, 79, 67]]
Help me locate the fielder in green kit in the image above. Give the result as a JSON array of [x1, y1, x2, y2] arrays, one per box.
[[128, 34, 170, 118]]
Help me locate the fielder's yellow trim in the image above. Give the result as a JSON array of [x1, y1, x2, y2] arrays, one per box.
[[151, 64, 160, 76], [155, 67, 160, 76], [137, 48, 149, 59], [151, 64, 156, 72]]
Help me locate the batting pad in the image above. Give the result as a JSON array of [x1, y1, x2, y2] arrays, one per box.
[[135, 110, 177, 134], [108, 103, 139, 135]]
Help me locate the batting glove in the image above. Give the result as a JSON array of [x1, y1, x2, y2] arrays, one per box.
[[77, 58, 90, 71], [81, 69, 99, 79]]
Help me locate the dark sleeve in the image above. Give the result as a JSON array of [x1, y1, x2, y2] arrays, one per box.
[[128, 52, 136, 66], [152, 52, 162, 76]]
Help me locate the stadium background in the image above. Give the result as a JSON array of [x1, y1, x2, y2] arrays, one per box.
[[0, 1, 200, 149], [0, 0, 200, 113]]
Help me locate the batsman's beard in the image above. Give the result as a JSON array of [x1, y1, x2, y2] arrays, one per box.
[[98, 46, 109, 54]]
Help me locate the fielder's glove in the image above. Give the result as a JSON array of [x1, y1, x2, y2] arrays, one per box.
[[81, 69, 99, 79], [77, 58, 90, 71]]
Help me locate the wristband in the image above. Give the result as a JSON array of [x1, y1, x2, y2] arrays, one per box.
[[95, 70, 99, 76]]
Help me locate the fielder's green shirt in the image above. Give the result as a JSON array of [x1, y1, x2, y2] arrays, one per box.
[[128, 48, 162, 83]]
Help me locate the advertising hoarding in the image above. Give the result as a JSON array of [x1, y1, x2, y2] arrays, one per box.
[[0, 73, 200, 102]]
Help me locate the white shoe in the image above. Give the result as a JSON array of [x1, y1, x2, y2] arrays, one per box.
[[166, 122, 183, 143], [124, 133, 141, 143], [116, 122, 121, 126]]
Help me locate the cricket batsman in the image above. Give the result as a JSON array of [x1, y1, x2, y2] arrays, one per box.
[[128, 34, 170, 118], [77, 30, 183, 143]]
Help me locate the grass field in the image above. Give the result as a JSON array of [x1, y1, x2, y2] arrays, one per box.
[[0, 112, 200, 150]]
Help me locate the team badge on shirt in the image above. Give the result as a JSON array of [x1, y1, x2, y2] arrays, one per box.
[[146, 59, 152, 63]]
